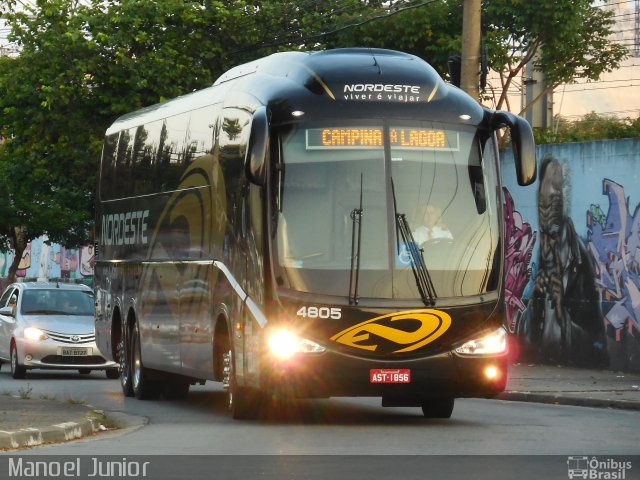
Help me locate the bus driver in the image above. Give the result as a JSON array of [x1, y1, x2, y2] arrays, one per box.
[[413, 204, 453, 244]]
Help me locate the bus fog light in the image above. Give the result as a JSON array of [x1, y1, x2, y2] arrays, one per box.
[[268, 330, 325, 359], [484, 365, 498, 380], [455, 327, 507, 355]]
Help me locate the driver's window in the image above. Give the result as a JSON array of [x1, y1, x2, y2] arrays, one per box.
[[0, 288, 13, 307], [7, 290, 19, 308]]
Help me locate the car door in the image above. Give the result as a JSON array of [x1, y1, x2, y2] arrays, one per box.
[[0, 286, 16, 360]]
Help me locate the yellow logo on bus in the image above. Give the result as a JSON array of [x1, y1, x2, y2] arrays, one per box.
[[330, 309, 451, 353]]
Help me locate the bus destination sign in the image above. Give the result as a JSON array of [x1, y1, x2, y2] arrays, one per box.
[[305, 127, 459, 151]]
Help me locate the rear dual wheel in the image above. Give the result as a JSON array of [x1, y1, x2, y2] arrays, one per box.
[[119, 328, 134, 397], [131, 322, 161, 400]]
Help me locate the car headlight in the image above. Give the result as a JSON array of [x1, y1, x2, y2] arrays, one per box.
[[24, 327, 48, 341], [455, 327, 507, 356], [268, 329, 326, 359]]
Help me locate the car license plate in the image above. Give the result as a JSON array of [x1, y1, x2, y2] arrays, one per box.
[[61, 347, 90, 356], [370, 369, 410, 384]]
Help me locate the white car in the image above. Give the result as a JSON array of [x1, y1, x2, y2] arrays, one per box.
[[0, 282, 118, 379]]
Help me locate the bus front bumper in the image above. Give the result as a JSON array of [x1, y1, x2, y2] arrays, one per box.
[[260, 350, 508, 400]]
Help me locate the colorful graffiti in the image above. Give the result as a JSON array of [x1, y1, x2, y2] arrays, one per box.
[[586, 179, 640, 371], [515, 156, 607, 367], [0, 235, 94, 285], [503, 187, 537, 333]]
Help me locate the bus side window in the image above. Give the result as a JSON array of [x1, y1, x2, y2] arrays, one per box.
[[115, 129, 135, 198], [131, 124, 155, 196], [99, 133, 119, 201], [219, 108, 251, 223], [186, 105, 218, 160], [157, 113, 190, 192]]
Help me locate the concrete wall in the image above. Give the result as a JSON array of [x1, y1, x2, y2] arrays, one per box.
[[502, 138, 640, 372]]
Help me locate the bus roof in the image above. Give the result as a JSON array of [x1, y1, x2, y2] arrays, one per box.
[[106, 48, 483, 135]]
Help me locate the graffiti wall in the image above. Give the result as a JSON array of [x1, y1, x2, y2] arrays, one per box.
[[502, 138, 640, 372], [0, 235, 94, 291]]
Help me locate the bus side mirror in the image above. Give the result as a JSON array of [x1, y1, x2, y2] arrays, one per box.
[[492, 111, 537, 186], [246, 106, 269, 186]]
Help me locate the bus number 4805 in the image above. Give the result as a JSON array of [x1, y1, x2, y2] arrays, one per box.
[[296, 306, 342, 320]]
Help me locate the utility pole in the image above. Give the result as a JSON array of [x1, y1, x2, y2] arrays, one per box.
[[461, 0, 481, 100]]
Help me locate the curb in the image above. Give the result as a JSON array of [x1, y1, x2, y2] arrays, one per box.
[[497, 391, 640, 411], [0, 415, 100, 450]]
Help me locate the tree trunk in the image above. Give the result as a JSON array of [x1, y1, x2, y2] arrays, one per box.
[[6, 226, 27, 285]]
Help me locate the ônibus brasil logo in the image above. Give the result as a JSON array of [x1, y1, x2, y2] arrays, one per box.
[[567, 456, 632, 479]]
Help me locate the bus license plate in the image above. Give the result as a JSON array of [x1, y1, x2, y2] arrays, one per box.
[[370, 369, 410, 384], [61, 347, 90, 356]]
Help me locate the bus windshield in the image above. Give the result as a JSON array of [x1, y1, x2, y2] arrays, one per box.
[[271, 120, 500, 301]]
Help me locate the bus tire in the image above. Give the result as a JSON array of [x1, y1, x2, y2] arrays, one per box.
[[226, 349, 260, 420], [118, 329, 134, 397], [421, 398, 454, 418], [132, 322, 160, 400]]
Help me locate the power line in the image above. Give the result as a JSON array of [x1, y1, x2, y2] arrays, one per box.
[[563, 83, 640, 92]]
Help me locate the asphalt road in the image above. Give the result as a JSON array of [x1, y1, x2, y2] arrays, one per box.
[[1, 369, 639, 479]]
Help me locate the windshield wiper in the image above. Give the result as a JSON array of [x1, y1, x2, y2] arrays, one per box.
[[348, 173, 364, 305], [391, 178, 437, 306]]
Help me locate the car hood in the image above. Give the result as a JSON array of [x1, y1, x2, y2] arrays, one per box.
[[23, 315, 94, 335]]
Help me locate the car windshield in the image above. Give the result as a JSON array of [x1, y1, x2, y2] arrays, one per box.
[[271, 119, 500, 301], [20, 289, 94, 316]]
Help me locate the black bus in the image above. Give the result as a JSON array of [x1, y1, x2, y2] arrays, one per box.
[[94, 48, 536, 419]]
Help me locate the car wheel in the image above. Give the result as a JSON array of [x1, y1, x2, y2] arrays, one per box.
[[78, 368, 92, 374], [131, 323, 160, 400], [118, 331, 134, 397], [421, 398, 454, 418], [105, 368, 119, 379], [10, 343, 26, 379]]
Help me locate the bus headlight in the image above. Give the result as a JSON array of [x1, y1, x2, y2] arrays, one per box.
[[455, 327, 507, 356], [268, 330, 326, 359], [24, 327, 48, 341]]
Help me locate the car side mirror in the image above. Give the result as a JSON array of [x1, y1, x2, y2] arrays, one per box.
[[245, 106, 269, 186], [0, 306, 15, 317], [491, 110, 537, 186]]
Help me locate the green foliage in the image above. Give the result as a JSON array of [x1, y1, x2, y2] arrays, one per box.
[[534, 113, 640, 144], [329, 0, 627, 111]]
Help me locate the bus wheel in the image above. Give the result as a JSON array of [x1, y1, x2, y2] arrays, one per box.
[[118, 335, 134, 397], [132, 323, 160, 400], [421, 398, 454, 418], [223, 349, 260, 420]]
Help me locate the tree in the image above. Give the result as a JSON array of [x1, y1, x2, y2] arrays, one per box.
[[0, 0, 393, 283], [535, 113, 640, 144], [327, 0, 628, 113], [0, 3, 98, 284]]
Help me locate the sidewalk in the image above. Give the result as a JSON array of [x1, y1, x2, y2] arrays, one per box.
[[498, 363, 640, 410], [1, 363, 640, 450]]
